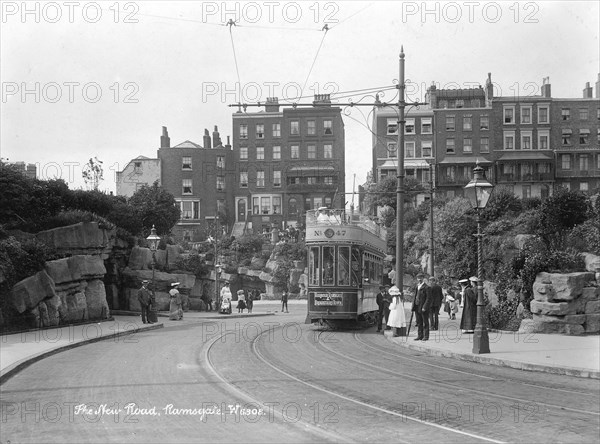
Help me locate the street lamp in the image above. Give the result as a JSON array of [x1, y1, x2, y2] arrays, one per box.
[[146, 225, 161, 305], [463, 162, 493, 354]]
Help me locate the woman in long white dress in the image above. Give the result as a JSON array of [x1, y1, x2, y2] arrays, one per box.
[[387, 285, 406, 336]]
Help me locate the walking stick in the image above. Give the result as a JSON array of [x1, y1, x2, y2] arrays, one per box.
[[406, 310, 414, 338]]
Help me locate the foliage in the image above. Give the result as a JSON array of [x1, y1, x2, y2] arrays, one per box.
[[531, 187, 590, 250], [272, 240, 306, 262], [419, 198, 477, 279], [481, 186, 522, 222], [521, 197, 542, 211], [566, 219, 600, 255], [362, 176, 426, 216], [128, 181, 180, 236], [82, 157, 104, 190], [508, 241, 585, 310], [0, 235, 62, 291], [173, 252, 209, 277], [486, 298, 521, 331]]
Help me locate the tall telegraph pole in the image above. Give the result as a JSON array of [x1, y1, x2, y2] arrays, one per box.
[[395, 47, 406, 294]]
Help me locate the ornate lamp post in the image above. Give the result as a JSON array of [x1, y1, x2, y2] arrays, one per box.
[[146, 225, 161, 303], [463, 163, 494, 354]]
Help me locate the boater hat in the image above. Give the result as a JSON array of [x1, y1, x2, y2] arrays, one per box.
[[459, 278, 469, 284], [171, 282, 180, 287], [142, 280, 150, 284], [469, 276, 479, 282]]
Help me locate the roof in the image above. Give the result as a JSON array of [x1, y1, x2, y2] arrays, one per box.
[[173, 140, 203, 148], [439, 156, 492, 164], [496, 152, 553, 161]]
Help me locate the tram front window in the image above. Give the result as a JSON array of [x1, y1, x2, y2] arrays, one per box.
[[338, 246, 350, 286], [322, 246, 335, 285]]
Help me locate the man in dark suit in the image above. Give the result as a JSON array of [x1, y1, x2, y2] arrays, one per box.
[[411, 273, 432, 341], [428, 276, 444, 331]]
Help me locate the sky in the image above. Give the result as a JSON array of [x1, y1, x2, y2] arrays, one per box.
[[1, 1, 599, 198]]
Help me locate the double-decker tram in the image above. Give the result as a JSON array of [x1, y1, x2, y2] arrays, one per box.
[[304, 208, 387, 328]]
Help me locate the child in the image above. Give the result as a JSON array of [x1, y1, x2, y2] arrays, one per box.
[[444, 290, 458, 320], [236, 290, 246, 313]]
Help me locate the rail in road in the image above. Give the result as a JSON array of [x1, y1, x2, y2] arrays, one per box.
[[205, 321, 600, 443]]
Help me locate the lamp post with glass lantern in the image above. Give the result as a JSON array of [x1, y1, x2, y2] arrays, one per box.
[[146, 225, 161, 304], [463, 162, 494, 354]]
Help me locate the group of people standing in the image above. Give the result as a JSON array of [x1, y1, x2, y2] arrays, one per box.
[[376, 273, 480, 341], [219, 282, 258, 314]]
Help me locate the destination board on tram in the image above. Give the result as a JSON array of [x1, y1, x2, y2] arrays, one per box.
[[314, 293, 343, 306]]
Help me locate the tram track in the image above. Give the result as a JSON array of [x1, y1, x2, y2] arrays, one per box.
[[354, 331, 600, 398], [204, 321, 506, 443]]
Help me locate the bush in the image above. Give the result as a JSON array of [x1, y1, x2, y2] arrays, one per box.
[[173, 252, 209, 276], [486, 298, 522, 331], [567, 219, 600, 255]]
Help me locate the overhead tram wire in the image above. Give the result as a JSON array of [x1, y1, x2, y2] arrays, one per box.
[[227, 19, 243, 88], [299, 25, 330, 100]]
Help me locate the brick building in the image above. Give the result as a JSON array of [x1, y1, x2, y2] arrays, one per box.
[[553, 76, 600, 192], [158, 126, 233, 242], [429, 76, 494, 199], [231, 95, 345, 235]]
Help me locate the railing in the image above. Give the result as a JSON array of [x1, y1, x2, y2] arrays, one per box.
[[286, 183, 337, 192], [306, 209, 387, 241], [555, 169, 600, 178], [497, 173, 554, 182]]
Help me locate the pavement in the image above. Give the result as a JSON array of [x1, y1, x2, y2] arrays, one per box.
[[1, 301, 598, 384], [384, 307, 600, 379]]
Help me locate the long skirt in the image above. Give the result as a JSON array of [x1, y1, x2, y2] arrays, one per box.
[[169, 299, 182, 320], [387, 301, 406, 328]]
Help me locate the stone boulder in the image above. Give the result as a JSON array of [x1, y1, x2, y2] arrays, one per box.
[[532, 272, 595, 302], [514, 234, 537, 250], [36, 222, 114, 258], [581, 253, 600, 273], [85, 279, 110, 319], [9, 270, 56, 313], [45, 255, 106, 284]]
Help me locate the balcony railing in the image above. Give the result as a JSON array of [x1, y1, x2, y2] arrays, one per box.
[[555, 169, 600, 178], [497, 173, 554, 182], [286, 183, 337, 192], [436, 175, 472, 185]]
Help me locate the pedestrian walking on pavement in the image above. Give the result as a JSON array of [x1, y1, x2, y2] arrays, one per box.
[[411, 273, 432, 341], [459, 277, 477, 333], [428, 277, 444, 331], [169, 282, 183, 321], [245, 289, 254, 313], [137, 280, 153, 324], [281, 289, 289, 313]]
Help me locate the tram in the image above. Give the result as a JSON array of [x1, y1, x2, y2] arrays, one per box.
[[304, 208, 387, 327]]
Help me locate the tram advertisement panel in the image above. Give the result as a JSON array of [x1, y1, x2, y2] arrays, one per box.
[[309, 291, 358, 316]]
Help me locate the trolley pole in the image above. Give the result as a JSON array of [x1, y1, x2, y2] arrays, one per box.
[[395, 48, 405, 295], [429, 162, 435, 277]]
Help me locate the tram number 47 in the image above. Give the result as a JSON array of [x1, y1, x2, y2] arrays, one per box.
[[314, 230, 346, 237]]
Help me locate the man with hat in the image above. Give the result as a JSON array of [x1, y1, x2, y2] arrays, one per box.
[[137, 280, 153, 324], [428, 276, 444, 331], [459, 277, 477, 333], [375, 285, 389, 332], [411, 272, 432, 341]]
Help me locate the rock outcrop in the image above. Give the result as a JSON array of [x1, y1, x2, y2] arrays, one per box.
[[7, 255, 110, 328], [523, 272, 599, 335]]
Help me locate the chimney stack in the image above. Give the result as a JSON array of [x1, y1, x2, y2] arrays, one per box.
[[213, 125, 222, 147], [485, 73, 493, 105], [583, 82, 593, 98], [595, 73, 600, 99], [265, 97, 280, 112], [226, 136, 231, 150], [160, 126, 170, 148], [203, 129, 211, 149], [541, 77, 551, 98]]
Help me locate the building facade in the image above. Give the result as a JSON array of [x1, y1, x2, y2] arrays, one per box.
[[429, 77, 494, 199], [552, 77, 600, 192], [158, 126, 234, 242], [115, 155, 161, 197], [231, 95, 345, 235], [371, 104, 435, 206]]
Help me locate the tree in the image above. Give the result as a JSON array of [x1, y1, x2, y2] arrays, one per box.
[[532, 187, 590, 250], [82, 157, 104, 190], [128, 181, 180, 236]]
